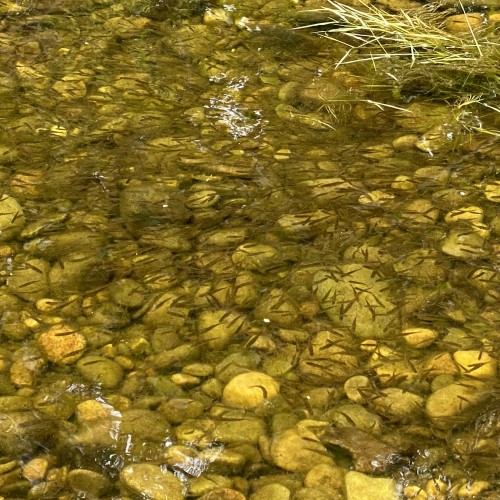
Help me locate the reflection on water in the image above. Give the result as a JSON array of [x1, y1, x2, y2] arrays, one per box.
[[0, 0, 499, 498]]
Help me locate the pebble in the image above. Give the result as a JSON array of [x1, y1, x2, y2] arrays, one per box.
[[270, 424, 334, 473], [158, 398, 205, 424], [232, 242, 280, 271], [304, 464, 344, 498], [200, 488, 246, 500], [76, 355, 124, 389], [37, 324, 86, 365], [199, 227, 247, 247], [119, 463, 184, 500], [212, 415, 267, 445], [197, 309, 248, 349], [344, 471, 398, 500], [371, 388, 424, 422], [425, 380, 489, 429], [49, 251, 110, 296], [452, 350, 497, 379], [108, 278, 146, 308], [22, 457, 49, 482], [67, 468, 112, 497], [441, 224, 489, 259], [484, 182, 500, 203], [401, 199, 440, 226], [254, 288, 300, 327], [344, 376, 374, 404], [299, 330, 359, 382], [444, 206, 484, 224], [313, 264, 399, 339], [6, 258, 50, 301], [222, 371, 280, 409], [0, 194, 25, 241], [250, 483, 291, 500], [402, 327, 438, 349], [327, 403, 383, 435], [445, 13, 483, 32]]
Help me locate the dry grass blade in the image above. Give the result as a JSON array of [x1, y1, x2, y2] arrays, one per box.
[[304, 1, 499, 72], [298, 0, 500, 136]]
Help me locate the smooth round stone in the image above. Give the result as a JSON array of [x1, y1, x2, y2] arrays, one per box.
[[298, 178, 363, 206], [76, 399, 115, 424], [345, 471, 398, 500], [414, 166, 450, 186], [120, 409, 171, 442], [457, 480, 492, 498], [254, 289, 300, 327], [445, 12, 483, 31], [402, 327, 438, 348], [441, 225, 488, 259], [444, 206, 484, 224], [344, 376, 373, 404], [299, 330, 359, 383], [186, 189, 221, 209], [392, 249, 447, 282], [453, 350, 497, 379], [212, 416, 266, 445], [484, 182, 500, 203], [22, 458, 49, 482], [142, 292, 190, 328], [108, 278, 146, 308], [276, 210, 337, 238], [76, 356, 124, 389], [391, 175, 416, 191], [120, 463, 184, 500], [233, 271, 259, 308], [293, 487, 332, 500], [250, 483, 291, 500], [199, 227, 247, 247], [158, 398, 205, 424], [270, 426, 334, 473], [313, 264, 398, 339], [326, 403, 382, 435], [222, 371, 280, 409], [197, 309, 248, 349], [262, 344, 298, 377], [425, 380, 489, 429], [0, 194, 25, 241], [49, 251, 111, 296], [23, 229, 109, 259], [182, 363, 214, 377], [6, 258, 50, 301], [67, 469, 112, 497], [37, 324, 86, 365], [371, 388, 424, 422], [304, 464, 345, 499], [232, 243, 279, 271], [199, 488, 246, 500], [401, 199, 439, 225]]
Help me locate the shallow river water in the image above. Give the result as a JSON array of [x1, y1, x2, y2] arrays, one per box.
[[0, 0, 499, 498]]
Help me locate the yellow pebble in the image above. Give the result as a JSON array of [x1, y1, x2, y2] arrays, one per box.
[[426, 478, 448, 499], [458, 480, 492, 498], [404, 485, 428, 499]]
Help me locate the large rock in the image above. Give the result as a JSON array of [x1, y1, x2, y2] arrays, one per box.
[[313, 264, 399, 339]]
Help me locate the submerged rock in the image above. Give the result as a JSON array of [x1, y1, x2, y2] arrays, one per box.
[[313, 264, 399, 339], [344, 471, 399, 500], [120, 463, 184, 500]]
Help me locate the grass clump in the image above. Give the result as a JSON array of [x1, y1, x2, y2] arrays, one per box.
[[301, 0, 500, 137]]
